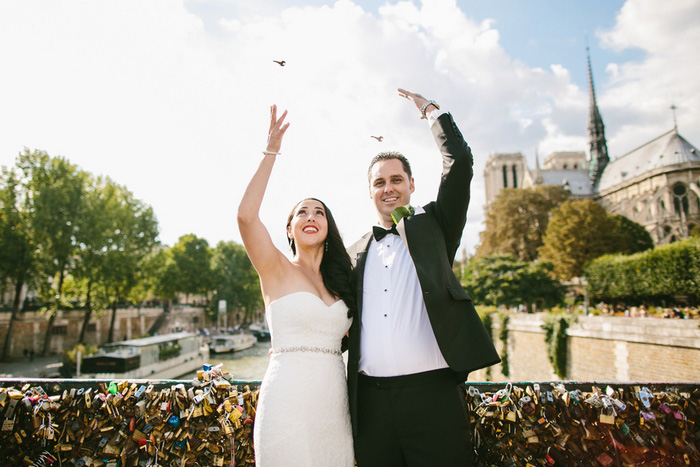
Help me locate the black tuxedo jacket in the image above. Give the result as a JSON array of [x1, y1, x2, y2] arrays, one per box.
[[346, 112, 500, 434]]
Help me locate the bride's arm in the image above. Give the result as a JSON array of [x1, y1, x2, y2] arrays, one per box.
[[237, 105, 290, 282]]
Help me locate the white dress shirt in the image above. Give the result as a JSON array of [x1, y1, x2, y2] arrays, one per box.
[[358, 108, 449, 377]]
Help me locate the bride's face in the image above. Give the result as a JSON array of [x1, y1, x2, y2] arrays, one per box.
[[287, 199, 328, 250]]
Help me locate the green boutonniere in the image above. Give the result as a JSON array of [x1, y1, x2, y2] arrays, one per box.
[[391, 205, 415, 225]]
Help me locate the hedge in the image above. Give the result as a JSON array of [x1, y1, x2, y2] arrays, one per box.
[[583, 238, 700, 303]]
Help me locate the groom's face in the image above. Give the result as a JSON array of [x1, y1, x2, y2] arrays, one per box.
[[369, 158, 415, 225]]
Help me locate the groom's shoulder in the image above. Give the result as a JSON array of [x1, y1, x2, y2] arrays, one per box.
[[347, 232, 372, 256]]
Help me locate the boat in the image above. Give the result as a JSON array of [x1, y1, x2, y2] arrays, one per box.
[[208, 333, 257, 354], [79, 332, 208, 379], [248, 322, 271, 342]]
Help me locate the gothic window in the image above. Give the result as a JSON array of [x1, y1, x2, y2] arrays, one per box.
[[573, 164, 578, 169], [563, 164, 568, 169], [673, 183, 689, 216], [512, 165, 518, 188], [503, 165, 508, 188]]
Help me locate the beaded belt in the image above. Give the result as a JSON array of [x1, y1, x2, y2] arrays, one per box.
[[273, 346, 342, 356]]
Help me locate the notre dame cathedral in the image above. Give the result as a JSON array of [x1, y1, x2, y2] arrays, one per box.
[[484, 51, 700, 245]]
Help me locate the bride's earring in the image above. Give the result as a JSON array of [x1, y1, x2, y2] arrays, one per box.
[[325, 241, 328, 252]]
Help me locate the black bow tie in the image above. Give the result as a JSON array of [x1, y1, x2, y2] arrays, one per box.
[[373, 225, 399, 241]]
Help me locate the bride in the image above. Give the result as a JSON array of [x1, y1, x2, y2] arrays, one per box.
[[237, 105, 356, 466]]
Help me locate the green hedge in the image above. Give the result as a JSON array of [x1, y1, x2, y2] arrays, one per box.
[[584, 238, 700, 303]]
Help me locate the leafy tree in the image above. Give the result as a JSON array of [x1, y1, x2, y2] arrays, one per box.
[[210, 241, 262, 324], [147, 247, 180, 309], [0, 165, 40, 361], [72, 176, 127, 343], [462, 254, 563, 310], [539, 200, 619, 280], [170, 234, 214, 304], [478, 186, 570, 262], [608, 214, 654, 254], [95, 182, 159, 342], [15, 150, 86, 355]]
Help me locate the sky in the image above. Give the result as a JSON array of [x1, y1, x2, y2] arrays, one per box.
[[1, 0, 699, 258]]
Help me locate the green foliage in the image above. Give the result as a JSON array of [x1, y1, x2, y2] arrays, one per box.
[[478, 186, 570, 262], [170, 234, 215, 300], [147, 248, 180, 301], [463, 254, 564, 310], [0, 165, 37, 291], [61, 344, 98, 375], [584, 238, 700, 303], [498, 312, 510, 378], [477, 309, 494, 381], [209, 241, 262, 322], [159, 343, 182, 361], [541, 314, 576, 378], [608, 214, 654, 254], [2, 149, 160, 347], [539, 200, 650, 280]]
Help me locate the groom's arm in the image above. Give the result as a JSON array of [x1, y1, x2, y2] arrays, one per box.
[[431, 112, 474, 262]]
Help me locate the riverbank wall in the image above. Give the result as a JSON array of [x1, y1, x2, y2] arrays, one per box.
[[470, 313, 700, 383], [0, 306, 206, 358]]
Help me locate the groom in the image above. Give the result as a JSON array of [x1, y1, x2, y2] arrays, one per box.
[[347, 89, 500, 466]]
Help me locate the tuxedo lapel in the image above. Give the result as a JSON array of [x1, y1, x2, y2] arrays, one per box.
[[350, 232, 373, 321]]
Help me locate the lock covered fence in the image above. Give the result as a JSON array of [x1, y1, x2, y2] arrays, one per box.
[[0, 373, 698, 466]]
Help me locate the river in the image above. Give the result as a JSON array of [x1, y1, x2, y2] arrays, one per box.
[[180, 340, 272, 381]]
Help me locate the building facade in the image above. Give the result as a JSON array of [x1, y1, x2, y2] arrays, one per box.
[[483, 51, 700, 245]]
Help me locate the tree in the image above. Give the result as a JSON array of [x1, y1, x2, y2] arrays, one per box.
[[608, 214, 654, 254], [169, 234, 214, 304], [477, 186, 570, 262], [462, 254, 563, 310], [14, 150, 86, 355], [539, 200, 619, 279], [72, 176, 125, 343], [147, 247, 180, 309], [96, 181, 159, 343], [210, 241, 262, 324], [0, 165, 39, 361]]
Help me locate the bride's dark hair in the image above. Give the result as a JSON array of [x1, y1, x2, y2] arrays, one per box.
[[287, 198, 356, 318]]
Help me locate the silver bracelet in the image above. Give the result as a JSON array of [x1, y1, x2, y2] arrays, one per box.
[[262, 150, 280, 156], [420, 100, 440, 119]]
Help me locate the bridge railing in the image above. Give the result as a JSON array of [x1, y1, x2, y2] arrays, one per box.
[[0, 377, 698, 466]]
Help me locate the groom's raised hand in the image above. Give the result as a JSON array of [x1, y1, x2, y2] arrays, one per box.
[[398, 88, 438, 118]]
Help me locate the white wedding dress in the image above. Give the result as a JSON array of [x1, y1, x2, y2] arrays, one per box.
[[253, 291, 354, 467]]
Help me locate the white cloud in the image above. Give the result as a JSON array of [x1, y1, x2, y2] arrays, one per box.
[[1, 0, 698, 259], [598, 0, 700, 155]]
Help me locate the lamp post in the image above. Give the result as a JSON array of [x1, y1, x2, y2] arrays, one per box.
[[582, 276, 589, 315]]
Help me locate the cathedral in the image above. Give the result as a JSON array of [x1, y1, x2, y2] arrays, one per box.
[[483, 51, 700, 245]]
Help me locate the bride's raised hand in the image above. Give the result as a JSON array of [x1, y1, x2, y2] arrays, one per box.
[[266, 105, 290, 155]]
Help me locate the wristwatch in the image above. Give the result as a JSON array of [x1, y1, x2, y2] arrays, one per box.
[[420, 100, 440, 119]]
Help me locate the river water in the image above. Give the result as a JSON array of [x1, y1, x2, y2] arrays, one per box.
[[180, 340, 272, 382]]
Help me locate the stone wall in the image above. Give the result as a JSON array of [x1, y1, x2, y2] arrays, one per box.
[[469, 313, 700, 383], [0, 305, 206, 358]]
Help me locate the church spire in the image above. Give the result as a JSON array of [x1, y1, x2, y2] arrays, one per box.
[[586, 47, 609, 190], [534, 150, 543, 185]]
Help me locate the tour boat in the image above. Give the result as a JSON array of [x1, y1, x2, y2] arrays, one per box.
[[248, 323, 271, 341], [79, 332, 208, 380], [208, 333, 257, 354]]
